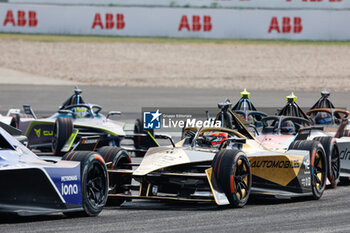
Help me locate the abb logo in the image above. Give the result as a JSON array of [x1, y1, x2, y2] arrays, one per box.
[[178, 15, 212, 32], [2, 10, 38, 27], [92, 13, 125, 29], [268, 17, 303, 34]]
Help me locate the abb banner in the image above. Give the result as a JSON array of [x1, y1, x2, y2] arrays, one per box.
[[1, 3, 350, 40], [8, 0, 350, 10]]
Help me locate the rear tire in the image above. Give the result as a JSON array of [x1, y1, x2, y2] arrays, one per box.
[[62, 151, 108, 217], [212, 149, 251, 207], [133, 118, 155, 157], [97, 146, 132, 206], [313, 136, 340, 188], [52, 117, 73, 156], [289, 140, 327, 200]]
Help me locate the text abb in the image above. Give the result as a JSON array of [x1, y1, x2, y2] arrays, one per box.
[[3, 10, 38, 27], [268, 17, 303, 33], [92, 13, 125, 29], [178, 15, 212, 32]]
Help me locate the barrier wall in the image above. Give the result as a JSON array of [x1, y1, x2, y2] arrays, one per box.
[[1, 3, 350, 40], [7, 0, 350, 10]]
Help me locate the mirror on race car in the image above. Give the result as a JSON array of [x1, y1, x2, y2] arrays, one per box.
[[107, 111, 122, 119]]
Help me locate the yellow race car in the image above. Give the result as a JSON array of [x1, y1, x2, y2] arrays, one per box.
[[106, 108, 327, 208]]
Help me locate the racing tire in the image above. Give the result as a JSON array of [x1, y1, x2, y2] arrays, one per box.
[[52, 117, 73, 156], [62, 151, 108, 217], [133, 118, 155, 157], [313, 137, 340, 188], [289, 140, 327, 200], [10, 113, 20, 128], [97, 146, 132, 206], [212, 149, 251, 208]]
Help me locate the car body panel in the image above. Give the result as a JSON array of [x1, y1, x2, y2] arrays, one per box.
[[0, 126, 85, 215]]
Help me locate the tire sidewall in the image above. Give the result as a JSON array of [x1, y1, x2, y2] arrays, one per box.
[[80, 154, 108, 216], [53, 117, 73, 155], [313, 136, 340, 187], [310, 144, 327, 199], [212, 149, 251, 208]]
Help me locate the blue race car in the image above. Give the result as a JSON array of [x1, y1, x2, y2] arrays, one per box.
[[0, 122, 108, 216]]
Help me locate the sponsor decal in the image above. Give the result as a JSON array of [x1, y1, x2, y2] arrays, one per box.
[[303, 156, 310, 169], [61, 183, 79, 196], [92, 13, 125, 30], [34, 128, 53, 138], [268, 17, 303, 34], [61, 175, 78, 182], [3, 10, 38, 27], [178, 15, 212, 32], [61, 175, 79, 196], [250, 160, 300, 168], [249, 155, 304, 186], [34, 128, 41, 138], [340, 148, 350, 160], [301, 177, 311, 187], [45, 166, 82, 205], [82, 139, 99, 144]]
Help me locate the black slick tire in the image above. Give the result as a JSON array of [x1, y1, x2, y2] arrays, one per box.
[[212, 149, 251, 207], [133, 118, 155, 157], [62, 151, 108, 217], [97, 146, 132, 206], [289, 140, 327, 200], [313, 136, 340, 188], [52, 117, 73, 156]]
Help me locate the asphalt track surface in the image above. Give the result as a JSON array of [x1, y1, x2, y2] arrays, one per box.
[[1, 85, 350, 233]]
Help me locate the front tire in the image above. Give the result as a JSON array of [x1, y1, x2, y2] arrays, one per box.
[[97, 146, 132, 206], [52, 117, 73, 156], [212, 149, 251, 207], [62, 151, 108, 217], [133, 118, 155, 157], [289, 140, 327, 200], [313, 136, 340, 188]]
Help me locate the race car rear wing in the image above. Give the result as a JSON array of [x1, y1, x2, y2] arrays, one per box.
[[23, 105, 37, 119]]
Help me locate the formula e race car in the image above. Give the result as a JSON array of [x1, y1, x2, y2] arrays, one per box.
[[256, 92, 350, 187], [0, 122, 108, 216], [106, 106, 328, 208], [19, 87, 157, 156]]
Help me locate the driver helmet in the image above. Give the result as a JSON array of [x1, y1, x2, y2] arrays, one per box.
[[281, 120, 296, 134], [210, 132, 228, 146], [73, 107, 88, 118], [245, 115, 254, 124], [314, 112, 332, 125]]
